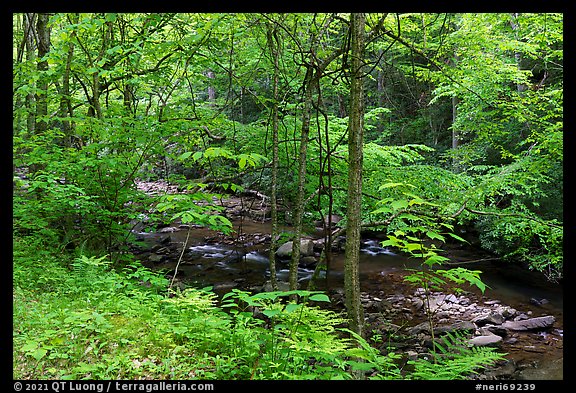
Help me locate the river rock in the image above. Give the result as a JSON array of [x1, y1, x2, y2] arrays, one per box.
[[262, 280, 291, 292], [159, 226, 179, 233], [407, 320, 475, 335], [434, 320, 477, 335], [158, 234, 171, 244], [469, 334, 503, 347], [497, 305, 517, 319], [407, 321, 430, 335], [412, 298, 424, 310], [314, 214, 342, 228], [275, 239, 315, 258], [483, 324, 508, 337], [473, 311, 505, 326], [300, 256, 318, 267], [445, 294, 459, 303], [529, 297, 550, 307], [502, 315, 555, 331], [148, 253, 164, 263]]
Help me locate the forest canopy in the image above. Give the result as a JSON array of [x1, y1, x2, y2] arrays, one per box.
[[13, 12, 562, 281]]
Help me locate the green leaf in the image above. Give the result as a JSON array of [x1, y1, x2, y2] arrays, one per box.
[[238, 157, 247, 170], [31, 348, 48, 361], [179, 151, 193, 160], [390, 199, 409, 210], [309, 293, 330, 302], [426, 231, 446, 242], [284, 303, 301, 313], [425, 254, 450, 266], [192, 151, 203, 161], [262, 309, 281, 318], [447, 232, 469, 243], [21, 341, 39, 352], [371, 206, 392, 214], [379, 182, 406, 190], [348, 360, 376, 371]]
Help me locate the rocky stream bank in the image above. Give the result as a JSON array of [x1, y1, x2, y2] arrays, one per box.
[[130, 185, 564, 380]]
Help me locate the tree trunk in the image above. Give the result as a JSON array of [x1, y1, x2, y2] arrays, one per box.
[[24, 13, 37, 135], [289, 64, 315, 291], [206, 70, 216, 101], [337, 93, 347, 118], [57, 13, 77, 147], [451, 95, 459, 150], [510, 13, 528, 96], [35, 13, 51, 134], [266, 23, 281, 291], [344, 12, 366, 338]]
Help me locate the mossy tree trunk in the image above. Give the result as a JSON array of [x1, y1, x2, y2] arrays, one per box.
[[344, 12, 366, 338], [266, 20, 282, 291]]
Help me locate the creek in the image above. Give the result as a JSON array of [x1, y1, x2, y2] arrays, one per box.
[[131, 216, 563, 380]]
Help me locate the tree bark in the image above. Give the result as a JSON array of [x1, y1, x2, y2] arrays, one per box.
[[56, 13, 78, 147], [289, 64, 315, 291], [344, 12, 366, 338], [35, 13, 51, 134], [452, 95, 459, 150], [206, 70, 216, 101], [24, 13, 37, 135], [266, 22, 281, 291]]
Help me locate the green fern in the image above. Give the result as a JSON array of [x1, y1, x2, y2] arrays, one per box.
[[406, 331, 506, 380]]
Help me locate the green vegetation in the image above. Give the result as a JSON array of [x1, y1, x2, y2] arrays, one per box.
[[14, 238, 503, 379], [13, 12, 561, 379]]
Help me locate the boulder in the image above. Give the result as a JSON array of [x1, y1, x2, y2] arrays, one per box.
[[473, 311, 505, 326], [469, 334, 503, 347], [300, 256, 318, 267], [407, 320, 475, 335], [314, 214, 342, 228], [275, 239, 315, 258], [148, 253, 164, 263], [434, 320, 477, 335], [502, 315, 555, 331]]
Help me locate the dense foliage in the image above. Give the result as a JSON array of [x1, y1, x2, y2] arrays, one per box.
[[13, 12, 562, 379], [14, 238, 503, 379]]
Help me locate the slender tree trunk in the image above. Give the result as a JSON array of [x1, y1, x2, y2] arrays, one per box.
[[337, 93, 347, 118], [377, 49, 386, 107], [57, 13, 77, 147], [88, 18, 114, 119], [451, 95, 462, 170], [24, 13, 37, 135], [344, 12, 366, 338], [451, 95, 459, 150], [510, 13, 527, 96], [206, 70, 216, 101], [35, 13, 51, 134], [266, 23, 281, 291], [450, 47, 462, 170], [289, 65, 315, 291], [510, 12, 531, 140]]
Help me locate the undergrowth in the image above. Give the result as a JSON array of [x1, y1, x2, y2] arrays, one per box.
[[13, 236, 503, 380]]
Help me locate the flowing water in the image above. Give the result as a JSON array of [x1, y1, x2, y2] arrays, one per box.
[[135, 219, 563, 379], [140, 222, 562, 316]]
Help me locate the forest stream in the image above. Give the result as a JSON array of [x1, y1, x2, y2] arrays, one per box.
[[129, 194, 563, 380]]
